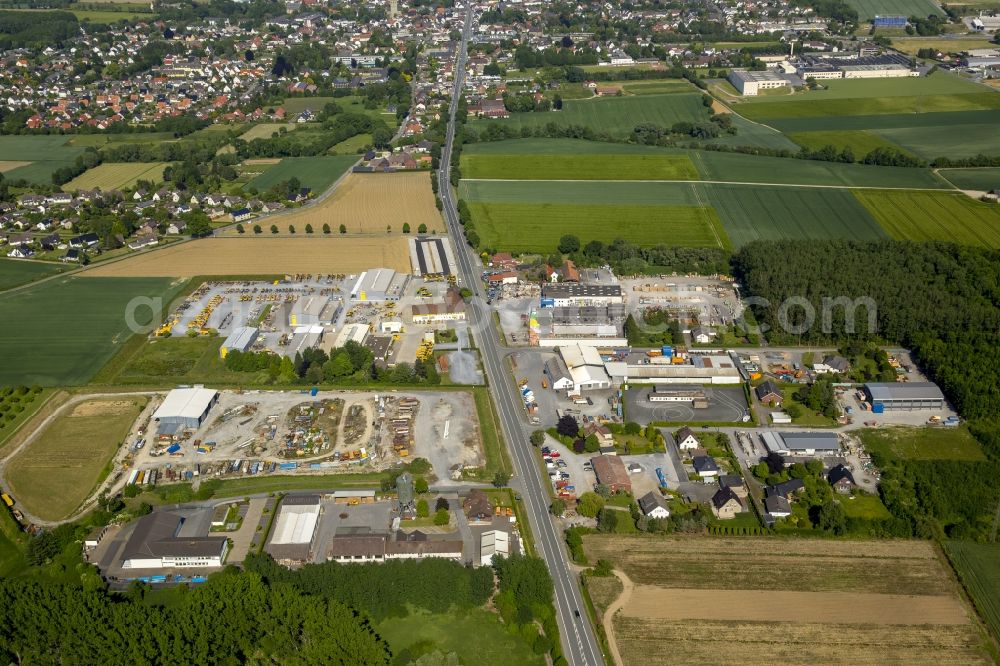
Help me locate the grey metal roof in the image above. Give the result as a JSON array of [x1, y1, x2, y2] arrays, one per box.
[[779, 432, 840, 451], [865, 382, 945, 402]]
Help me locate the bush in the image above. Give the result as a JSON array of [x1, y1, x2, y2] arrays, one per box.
[[433, 509, 450, 526], [416, 499, 429, 518]]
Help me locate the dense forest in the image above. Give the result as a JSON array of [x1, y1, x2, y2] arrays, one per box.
[[734, 239, 1000, 539], [0, 553, 557, 664]]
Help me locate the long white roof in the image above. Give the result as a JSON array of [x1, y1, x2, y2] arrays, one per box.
[[152, 387, 218, 420], [271, 504, 320, 545]]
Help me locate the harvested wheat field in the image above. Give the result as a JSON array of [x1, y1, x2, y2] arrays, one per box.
[[623, 587, 968, 625], [83, 237, 412, 277], [613, 617, 988, 666], [583, 534, 946, 595], [268, 171, 443, 235], [0, 161, 31, 173], [586, 535, 989, 665]]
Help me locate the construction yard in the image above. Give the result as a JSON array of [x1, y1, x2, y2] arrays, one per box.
[[82, 237, 413, 276], [124, 389, 485, 487], [584, 535, 990, 665]]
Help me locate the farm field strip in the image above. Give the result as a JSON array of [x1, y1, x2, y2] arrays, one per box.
[[765, 109, 1000, 133], [244, 155, 358, 193], [786, 130, 912, 157], [855, 190, 1000, 248], [468, 202, 729, 252], [469, 93, 710, 136], [0, 259, 66, 291], [613, 617, 989, 666], [0, 276, 179, 386], [461, 154, 699, 180], [846, 0, 943, 20], [251, 171, 442, 235], [5, 398, 147, 521], [622, 586, 968, 624], [704, 184, 888, 247], [459, 179, 704, 206], [739, 92, 1000, 121], [877, 123, 1000, 160], [946, 542, 1000, 643], [0, 161, 31, 173], [64, 162, 169, 191], [461, 138, 683, 156], [937, 168, 1000, 191], [82, 237, 413, 276]]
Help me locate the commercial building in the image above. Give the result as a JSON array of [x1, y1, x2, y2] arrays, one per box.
[[410, 288, 466, 324], [544, 355, 574, 391], [649, 386, 707, 405], [558, 344, 612, 391], [219, 326, 258, 359], [865, 382, 945, 411], [152, 387, 219, 430], [121, 512, 229, 570], [760, 431, 840, 456], [480, 530, 510, 566], [728, 69, 790, 96], [333, 323, 369, 349], [350, 268, 409, 302], [326, 532, 463, 563], [265, 495, 321, 566], [289, 296, 339, 326], [592, 455, 631, 493], [409, 237, 456, 276], [285, 326, 325, 357], [606, 353, 742, 386], [540, 283, 623, 307]]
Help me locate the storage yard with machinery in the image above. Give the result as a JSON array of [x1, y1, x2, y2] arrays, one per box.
[[118, 388, 485, 490]]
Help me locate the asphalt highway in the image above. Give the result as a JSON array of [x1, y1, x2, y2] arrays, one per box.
[[438, 7, 605, 665]]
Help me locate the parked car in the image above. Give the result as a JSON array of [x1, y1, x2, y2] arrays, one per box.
[[559, 472, 570, 480], [548, 451, 560, 458], [541, 447, 551, 454], [556, 460, 568, 468]]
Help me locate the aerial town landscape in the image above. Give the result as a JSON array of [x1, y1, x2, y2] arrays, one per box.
[[2, 0, 1000, 663]]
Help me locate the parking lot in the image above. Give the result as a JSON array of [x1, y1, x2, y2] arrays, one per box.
[[625, 386, 748, 424]]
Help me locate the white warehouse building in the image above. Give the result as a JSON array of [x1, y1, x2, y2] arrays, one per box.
[[152, 387, 219, 430], [728, 69, 790, 96]]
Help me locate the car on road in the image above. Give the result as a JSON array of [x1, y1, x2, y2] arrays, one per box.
[[582, 462, 593, 471], [574, 610, 581, 618]]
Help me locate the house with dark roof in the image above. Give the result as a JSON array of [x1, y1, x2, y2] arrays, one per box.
[[827, 464, 856, 494], [692, 455, 720, 479], [711, 487, 743, 519], [718, 474, 747, 498], [463, 489, 494, 523], [637, 491, 670, 518], [755, 380, 782, 406], [764, 494, 792, 518], [768, 478, 804, 499], [120, 511, 229, 570], [592, 455, 631, 493], [676, 426, 700, 451]]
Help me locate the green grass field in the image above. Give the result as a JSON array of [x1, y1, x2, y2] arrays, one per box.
[[0, 259, 66, 291], [462, 138, 677, 156], [329, 133, 372, 154], [702, 183, 887, 247], [0, 136, 84, 186], [68, 132, 176, 147], [72, 8, 149, 21], [839, 493, 892, 520], [765, 109, 1000, 133], [0, 276, 179, 386], [377, 609, 544, 666], [244, 155, 357, 193], [461, 153, 698, 180], [94, 336, 255, 386], [892, 37, 997, 55], [846, 0, 942, 20], [740, 92, 1000, 121], [859, 425, 985, 461], [471, 93, 710, 136], [743, 73, 985, 103], [945, 542, 1000, 643], [63, 162, 168, 191], [938, 168, 1000, 191], [460, 179, 705, 206], [877, 123, 1000, 159], [705, 114, 802, 151], [621, 80, 698, 95], [786, 130, 912, 158], [468, 201, 728, 252], [855, 190, 1000, 248], [689, 150, 949, 188], [6, 397, 146, 521]]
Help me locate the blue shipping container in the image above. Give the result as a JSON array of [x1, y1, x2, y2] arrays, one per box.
[[311, 387, 319, 396], [872, 403, 885, 414], [540, 298, 555, 308], [661, 345, 673, 357], [310, 463, 322, 469], [279, 462, 298, 470]]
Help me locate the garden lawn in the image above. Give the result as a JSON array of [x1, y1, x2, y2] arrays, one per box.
[[0, 259, 66, 290], [461, 153, 698, 180], [855, 189, 1000, 248], [839, 493, 892, 520], [688, 151, 949, 188], [468, 201, 728, 252], [938, 168, 1000, 191], [376, 609, 544, 666], [0, 276, 179, 386], [701, 183, 888, 247], [471, 93, 710, 136], [858, 425, 985, 461], [244, 155, 358, 193]]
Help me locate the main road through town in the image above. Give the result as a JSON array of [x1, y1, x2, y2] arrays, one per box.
[[438, 6, 605, 666]]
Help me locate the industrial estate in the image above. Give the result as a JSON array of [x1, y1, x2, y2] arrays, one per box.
[[2, 0, 1000, 664]]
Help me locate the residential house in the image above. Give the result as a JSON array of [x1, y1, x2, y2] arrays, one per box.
[[693, 326, 715, 344], [755, 380, 782, 406], [128, 233, 158, 250], [491, 252, 517, 271], [764, 494, 792, 518], [827, 464, 856, 494], [637, 491, 670, 519], [813, 355, 851, 375], [168, 220, 188, 235], [769, 478, 805, 498], [693, 455, 720, 480], [675, 426, 700, 451], [463, 489, 494, 524], [7, 246, 33, 258], [69, 233, 100, 249], [718, 474, 747, 499], [711, 487, 743, 519], [592, 455, 631, 493], [231, 207, 252, 222], [584, 422, 614, 447], [61, 248, 81, 263]]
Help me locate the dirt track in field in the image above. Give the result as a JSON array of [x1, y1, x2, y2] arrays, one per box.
[[622, 586, 969, 625], [82, 237, 412, 276]]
